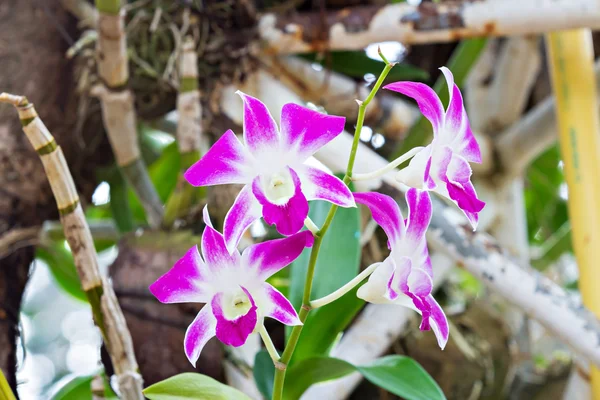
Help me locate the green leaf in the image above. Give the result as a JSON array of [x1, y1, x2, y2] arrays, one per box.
[[253, 350, 275, 399], [287, 192, 361, 345], [301, 51, 429, 82], [143, 373, 252, 400], [283, 357, 356, 400], [391, 38, 487, 159], [36, 244, 87, 303], [129, 142, 181, 222], [291, 285, 364, 364], [107, 169, 135, 233], [50, 375, 92, 400], [357, 355, 446, 400]]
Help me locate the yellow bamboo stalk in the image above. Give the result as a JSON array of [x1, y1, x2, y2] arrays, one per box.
[[0, 368, 16, 400], [546, 30, 600, 398]]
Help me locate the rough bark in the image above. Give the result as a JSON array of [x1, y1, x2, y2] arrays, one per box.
[[0, 0, 106, 394]]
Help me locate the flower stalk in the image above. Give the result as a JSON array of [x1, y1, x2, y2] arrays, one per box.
[[271, 50, 396, 400], [352, 146, 423, 182], [0, 94, 144, 400], [258, 325, 281, 362]]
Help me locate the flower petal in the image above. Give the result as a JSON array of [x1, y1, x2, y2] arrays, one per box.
[[280, 103, 346, 162], [237, 91, 280, 153], [184, 129, 253, 187], [396, 145, 434, 190], [356, 261, 392, 304], [223, 185, 263, 254], [443, 154, 485, 229], [202, 212, 241, 270], [296, 165, 355, 208], [252, 168, 309, 236], [211, 287, 258, 347], [407, 268, 433, 297], [353, 192, 405, 245], [426, 295, 449, 350], [384, 82, 444, 134], [243, 230, 314, 280], [184, 305, 217, 367], [439, 67, 481, 163], [260, 283, 301, 326], [149, 246, 210, 304], [404, 189, 432, 246]]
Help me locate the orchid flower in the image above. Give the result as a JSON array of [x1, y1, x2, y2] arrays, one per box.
[[354, 189, 449, 349], [184, 92, 355, 253], [149, 207, 313, 366], [384, 67, 485, 229]]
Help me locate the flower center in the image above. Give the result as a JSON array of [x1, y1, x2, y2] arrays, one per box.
[[263, 170, 295, 205], [221, 288, 252, 320]]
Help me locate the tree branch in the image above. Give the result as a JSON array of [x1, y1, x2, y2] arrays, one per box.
[[93, 1, 163, 228], [259, 0, 600, 54], [0, 95, 144, 400]]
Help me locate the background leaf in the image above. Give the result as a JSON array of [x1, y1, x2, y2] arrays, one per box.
[[253, 350, 275, 400], [143, 373, 251, 400], [287, 192, 361, 343], [301, 51, 429, 82], [283, 357, 356, 400], [50, 375, 92, 400], [36, 244, 87, 303], [357, 355, 446, 400]]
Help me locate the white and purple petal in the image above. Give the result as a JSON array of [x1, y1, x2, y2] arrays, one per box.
[[184, 129, 253, 187], [252, 168, 309, 236], [223, 185, 263, 254], [404, 188, 432, 246], [260, 283, 302, 326], [442, 154, 485, 229], [396, 145, 434, 190], [202, 213, 241, 270], [237, 91, 280, 153], [439, 67, 481, 163], [243, 230, 314, 280], [184, 305, 217, 367], [353, 192, 405, 245], [149, 246, 210, 304], [280, 103, 346, 162], [425, 295, 449, 350], [384, 82, 444, 134], [356, 261, 392, 304], [296, 165, 355, 208], [211, 287, 258, 347]]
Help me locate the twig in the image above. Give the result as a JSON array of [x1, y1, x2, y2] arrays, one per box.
[[0, 95, 144, 399], [259, 0, 600, 54], [94, 0, 163, 228], [163, 36, 205, 226]]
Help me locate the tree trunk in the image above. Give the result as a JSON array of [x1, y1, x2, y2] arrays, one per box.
[[0, 1, 106, 394]]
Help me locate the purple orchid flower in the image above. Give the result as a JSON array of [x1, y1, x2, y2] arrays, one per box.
[[354, 189, 449, 349], [384, 67, 485, 229], [149, 207, 313, 366], [184, 92, 355, 253]]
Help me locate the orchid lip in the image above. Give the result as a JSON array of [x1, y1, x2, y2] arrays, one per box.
[[262, 169, 295, 205]]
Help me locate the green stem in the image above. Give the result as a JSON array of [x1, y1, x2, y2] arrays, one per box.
[[95, 0, 121, 15], [271, 56, 395, 400]]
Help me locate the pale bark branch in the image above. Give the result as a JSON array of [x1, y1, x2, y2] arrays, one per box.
[[94, 5, 163, 228], [495, 60, 600, 180], [267, 57, 418, 140], [259, 0, 600, 54], [0, 95, 144, 400]]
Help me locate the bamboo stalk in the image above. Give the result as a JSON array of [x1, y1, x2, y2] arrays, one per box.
[[163, 36, 204, 227], [0, 368, 16, 400], [0, 94, 144, 400], [93, 0, 163, 229], [545, 29, 600, 400], [259, 0, 600, 54]]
